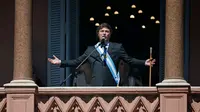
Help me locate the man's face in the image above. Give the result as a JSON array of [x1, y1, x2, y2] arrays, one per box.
[[98, 27, 111, 41]]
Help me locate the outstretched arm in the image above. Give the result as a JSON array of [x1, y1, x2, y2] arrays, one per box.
[[60, 53, 87, 68], [119, 44, 145, 65], [119, 44, 155, 66], [48, 55, 61, 65], [145, 59, 156, 66], [48, 53, 87, 68], [49, 47, 91, 68]]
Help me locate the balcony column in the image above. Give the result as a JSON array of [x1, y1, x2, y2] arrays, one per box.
[[4, 0, 37, 112], [156, 0, 190, 112], [162, 0, 185, 83]]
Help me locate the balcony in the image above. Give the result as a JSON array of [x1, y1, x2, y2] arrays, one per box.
[[0, 86, 199, 111], [2, 0, 196, 111]]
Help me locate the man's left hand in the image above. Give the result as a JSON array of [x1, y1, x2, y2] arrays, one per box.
[[145, 59, 156, 66]]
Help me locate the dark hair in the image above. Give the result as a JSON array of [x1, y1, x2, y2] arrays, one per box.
[[96, 23, 113, 36]]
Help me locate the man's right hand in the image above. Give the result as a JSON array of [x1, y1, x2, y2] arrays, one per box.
[[48, 55, 61, 65]]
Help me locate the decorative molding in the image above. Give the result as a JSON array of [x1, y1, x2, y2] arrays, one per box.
[[37, 95, 159, 112], [7, 94, 34, 112], [160, 94, 187, 112], [190, 93, 200, 112], [0, 98, 6, 112], [38, 87, 158, 95]]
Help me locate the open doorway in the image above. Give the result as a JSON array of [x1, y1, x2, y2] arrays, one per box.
[[79, 0, 160, 86]]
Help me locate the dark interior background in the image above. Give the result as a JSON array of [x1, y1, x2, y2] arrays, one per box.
[[79, 0, 160, 86]]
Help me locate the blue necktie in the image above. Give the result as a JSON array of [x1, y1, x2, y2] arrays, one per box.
[[103, 47, 107, 65], [103, 45, 108, 66]]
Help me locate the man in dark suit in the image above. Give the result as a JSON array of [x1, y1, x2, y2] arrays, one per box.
[[48, 23, 155, 86]]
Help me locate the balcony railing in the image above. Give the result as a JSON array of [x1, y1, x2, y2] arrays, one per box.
[[1, 86, 200, 112], [37, 87, 159, 112]]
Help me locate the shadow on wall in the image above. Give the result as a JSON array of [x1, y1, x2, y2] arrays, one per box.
[[32, 66, 44, 86]]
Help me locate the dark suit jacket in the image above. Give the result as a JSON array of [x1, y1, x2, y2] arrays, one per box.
[[60, 42, 145, 86]]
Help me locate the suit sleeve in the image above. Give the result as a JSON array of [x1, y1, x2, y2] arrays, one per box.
[[119, 44, 145, 66], [60, 47, 89, 68]]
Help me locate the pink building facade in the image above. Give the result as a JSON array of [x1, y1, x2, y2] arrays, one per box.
[[0, 0, 200, 111]]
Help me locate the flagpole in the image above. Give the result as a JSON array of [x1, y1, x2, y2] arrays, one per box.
[[149, 47, 153, 86]]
